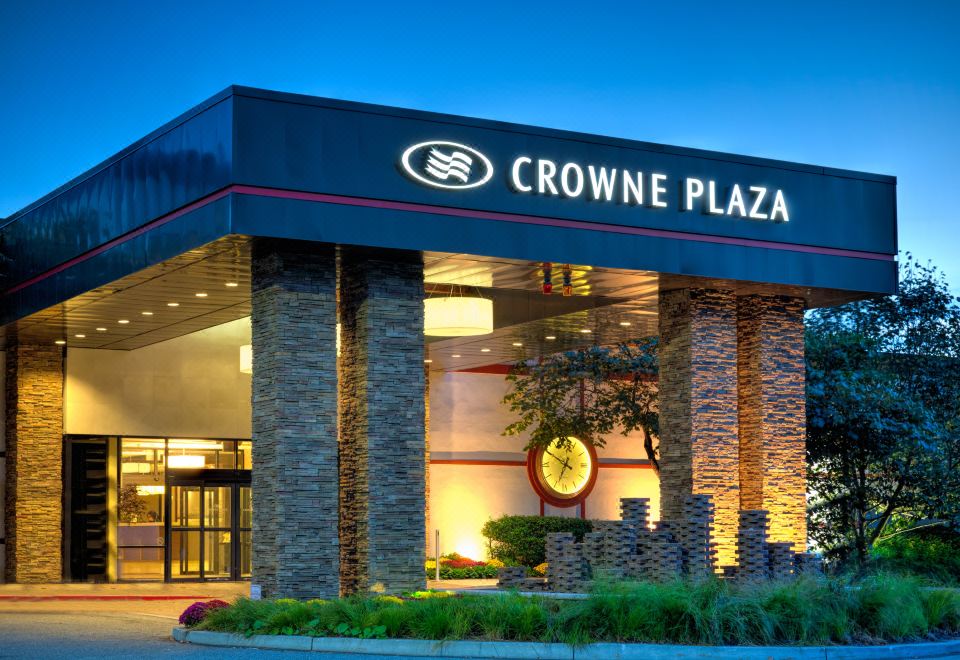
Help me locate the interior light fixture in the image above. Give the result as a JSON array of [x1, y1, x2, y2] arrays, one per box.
[[136, 485, 166, 496], [424, 359, 433, 364], [451, 354, 461, 358], [167, 302, 179, 307], [545, 335, 557, 340], [142, 311, 153, 316], [423, 286, 493, 337], [55, 340, 66, 345], [580, 328, 592, 334], [167, 455, 205, 469], [619, 321, 632, 327], [96, 327, 107, 332], [195, 292, 208, 298], [512, 342, 523, 347], [168, 440, 224, 451], [225, 282, 239, 287], [75, 334, 86, 338], [118, 319, 130, 324], [239, 344, 252, 374], [481, 348, 491, 352]]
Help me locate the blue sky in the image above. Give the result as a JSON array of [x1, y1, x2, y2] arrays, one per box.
[[1, 1, 958, 291]]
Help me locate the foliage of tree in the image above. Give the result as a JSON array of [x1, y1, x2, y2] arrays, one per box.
[[501, 338, 660, 472], [118, 483, 149, 523], [806, 255, 960, 563]]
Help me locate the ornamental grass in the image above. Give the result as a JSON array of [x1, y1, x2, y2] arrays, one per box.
[[194, 575, 960, 646]]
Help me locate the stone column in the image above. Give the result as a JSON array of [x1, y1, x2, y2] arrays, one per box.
[[737, 295, 807, 551], [658, 289, 740, 567], [251, 239, 339, 598], [4, 342, 64, 583], [424, 365, 431, 557], [339, 247, 426, 595]]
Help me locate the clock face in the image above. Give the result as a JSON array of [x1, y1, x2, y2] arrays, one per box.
[[527, 437, 597, 506]]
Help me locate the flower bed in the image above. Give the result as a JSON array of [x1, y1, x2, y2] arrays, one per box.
[[425, 553, 502, 579], [187, 576, 960, 646]]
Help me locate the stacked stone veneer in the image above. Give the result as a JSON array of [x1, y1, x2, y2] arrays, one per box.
[[658, 288, 808, 571], [737, 295, 807, 551], [513, 496, 820, 593], [4, 343, 63, 583], [658, 289, 741, 567], [339, 248, 426, 595], [251, 239, 340, 598]]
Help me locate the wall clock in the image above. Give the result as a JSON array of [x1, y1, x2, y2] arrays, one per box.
[[526, 436, 599, 507]]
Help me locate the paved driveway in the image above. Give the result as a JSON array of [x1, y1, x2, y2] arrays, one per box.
[[0, 582, 489, 659]]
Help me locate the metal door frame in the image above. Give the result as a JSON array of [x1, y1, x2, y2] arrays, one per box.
[[164, 471, 251, 582]]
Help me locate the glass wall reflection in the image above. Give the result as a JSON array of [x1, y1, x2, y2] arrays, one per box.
[[114, 437, 253, 581], [118, 438, 165, 580]]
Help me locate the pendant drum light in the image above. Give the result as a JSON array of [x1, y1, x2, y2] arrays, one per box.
[[424, 286, 493, 337]]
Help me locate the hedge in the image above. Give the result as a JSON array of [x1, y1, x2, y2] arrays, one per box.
[[482, 515, 593, 567]]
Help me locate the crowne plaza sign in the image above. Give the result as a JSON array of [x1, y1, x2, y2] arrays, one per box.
[[400, 140, 789, 222]]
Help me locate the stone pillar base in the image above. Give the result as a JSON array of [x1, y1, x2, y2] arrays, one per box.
[[737, 295, 806, 551], [4, 343, 64, 583], [250, 239, 340, 599], [658, 288, 740, 567], [339, 247, 426, 595]]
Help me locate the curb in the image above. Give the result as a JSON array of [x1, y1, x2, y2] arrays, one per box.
[[0, 595, 215, 602], [171, 628, 960, 659]]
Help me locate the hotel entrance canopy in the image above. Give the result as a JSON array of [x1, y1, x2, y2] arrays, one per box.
[[0, 86, 896, 353], [0, 86, 898, 594]]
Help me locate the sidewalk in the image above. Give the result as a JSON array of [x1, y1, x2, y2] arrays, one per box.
[[0, 581, 250, 601]]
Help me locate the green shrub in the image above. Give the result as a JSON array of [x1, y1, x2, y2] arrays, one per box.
[[481, 515, 593, 567], [197, 576, 960, 646], [871, 527, 960, 585], [427, 565, 500, 579]]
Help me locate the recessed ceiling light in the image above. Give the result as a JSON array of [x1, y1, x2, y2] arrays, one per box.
[[619, 321, 632, 327], [545, 335, 556, 340], [55, 340, 66, 345], [75, 334, 86, 338], [580, 329, 592, 334], [96, 327, 107, 332], [451, 354, 461, 358], [167, 302, 179, 307], [481, 348, 491, 353], [141, 311, 153, 316], [118, 319, 130, 324], [512, 342, 523, 347], [195, 292, 208, 298], [424, 359, 433, 364], [225, 282, 239, 287]]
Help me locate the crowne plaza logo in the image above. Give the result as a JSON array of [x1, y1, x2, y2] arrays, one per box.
[[400, 141, 493, 190], [398, 139, 789, 222]]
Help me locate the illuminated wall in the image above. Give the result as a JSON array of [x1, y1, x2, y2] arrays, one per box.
[[426, 370, 659, 560], [65, 318, 251, 439]]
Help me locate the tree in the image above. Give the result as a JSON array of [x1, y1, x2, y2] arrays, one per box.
[[501, 337, 660, 473], [118, 483, 149, 523], [806, 255, 960, 563]]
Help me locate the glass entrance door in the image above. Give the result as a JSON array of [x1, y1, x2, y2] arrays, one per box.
[[166, 483, 251, 581]]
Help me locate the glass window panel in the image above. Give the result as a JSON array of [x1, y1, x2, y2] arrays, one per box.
[[240, 486, 252, 529], [170, 486, 201, 528], [117, 546, 164, 580], [204, 530, 232, 578], [170, 530, 201, 578], [118, 436, 166, 585], [204, 487, 232, 528], [238, 441, 252, 470], [167, 439, 237, 470], [240, 530, 252, 578]]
